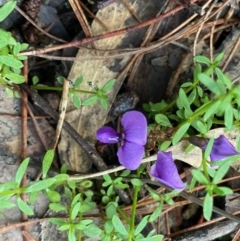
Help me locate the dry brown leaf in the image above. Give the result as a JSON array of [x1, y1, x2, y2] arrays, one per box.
[[58, 0, 163, 172]]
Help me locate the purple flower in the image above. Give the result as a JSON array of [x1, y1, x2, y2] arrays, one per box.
[[189, 135, 240, 162], [202, 135, 240, 162], [150, 152, 185, 190], [96, 111, 147, 170]]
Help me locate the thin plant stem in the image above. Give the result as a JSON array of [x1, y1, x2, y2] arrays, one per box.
[[32, 85, 96, 95], [77, 212, 83, 241], [117, 207, 130, 224], [202, 152, 210, 183], [128, 170, 141, 241], [128, 186, 140, 241]]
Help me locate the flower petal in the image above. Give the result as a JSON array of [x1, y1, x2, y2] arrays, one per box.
[[96, 126, 121, 144], [121, 111, 147, 145], [150, 152, 185, 190], [117, 141, 144, 170], [202, 135, 239, 162]]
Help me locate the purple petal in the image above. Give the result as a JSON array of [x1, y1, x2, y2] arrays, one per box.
[[202, 135, 240, 162], [117, 141, 144, 170], [96, 126, 121, 144], [121, 111, 147, 145], [150, 152, 185, 190]]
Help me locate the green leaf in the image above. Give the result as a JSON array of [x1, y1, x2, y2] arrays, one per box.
[[71, 193, 81, 207], [61, 164, 67, 174], [155, 114, 172, 127], [172, 122, 190, 145], [213, 186, 233, 196], [149, 202, 163, 222], [83, 223, 102, 238], [194, 120, 207, 134], [204, 137, 214, 160], [134, 215, 149, 235], [73, 94, 81, 108], [106, 185, 113, 196], [212, 161, 231, 184], [32, 76, 39, 85], [179, 88, 192, 113], [74, 76, 83, 87], [104, 220, 113, 234], [15, 158, 29, 186], [164, 194, 174, 205], [101, 79, 115, 92], [203, 100, 220, 121], [137, 235, 164, 241], [0, 1, 17, 22], [59, 224, 70, 231], [0, 200, 15, 209], [131, 178, 143, 187], [216, 80, 226, 95], [237, 134, 240, 152], [13, 43, 21, 56], [57, 76, 64, 85], [54, 173, 69, 182], [150, 101, 167, 112], [189, 176, 197, 191], [188, 89, 196, 104], [0, 181, 17, 191], [100, 97, 108, 109], [193, 63, 202, 80], [49, 203, 67, 212], [112, 215, 128, 236], [214, 52, 224, 63], [106, 202, 117, 219], [81, 180, 93, 188], [20, 43, 29, 51], [224, 104, 233, 130], [0, 55, 23, 68], [181, 82, 192, 88], [103, 174, 112, 184], [17, 196, 34, 216], [49, 218, 68, 226], [68, 227, 76, 241], [42, 149, 54, 179], [5, 87, 13, 97], [82, 96, 98, 106], [198, 73, 220, 95], [197, 86, 203, 97], [217, 95, 232, 115], [203, 192, 213, 221], [74, 223, 85, 230], [194, 55, 211, 65], [120, 170, 131, 177], [4, 73, 25, 84], [46, 189, 61, 203], [191, 169, 209, 185], [16, 55, 27, 61], [25, 178, 56, 193], [71, 202, 80, 220], [159, 141, 171, 151], [215, 67, 232, 90]]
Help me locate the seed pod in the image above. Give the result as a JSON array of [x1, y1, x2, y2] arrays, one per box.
[[188, 136, 208, 148]]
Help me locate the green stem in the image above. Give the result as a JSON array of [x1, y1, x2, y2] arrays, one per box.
[[117, 207, 130, 223], [77, 212, 83, 241], [128, 170, 141, 241], [128, 185, 139, 241], [32, 85, 96, 95], [201, 152, 210, 183]]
